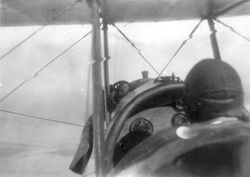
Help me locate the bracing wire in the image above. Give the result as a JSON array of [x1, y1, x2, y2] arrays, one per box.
[[0, 31, 92, 103], [111, 23, 161, 76], [158, 19, 204, 77], [0, 109, 83, 127], [0, 0, 81, 61], [214, 18, 250, 42]]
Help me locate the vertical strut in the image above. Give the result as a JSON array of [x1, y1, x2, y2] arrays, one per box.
[[90, 0, 105, 176], [207, 18, 221, 60], [103, 22, 111, 125], [100, 0, 112, 126]]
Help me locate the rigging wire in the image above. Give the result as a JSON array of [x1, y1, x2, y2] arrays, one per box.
[[0, 31, 92, 103], [0, 109, 83, 127], [158, 19, 204, 77], [0, 0, 81, 61], [214, 17, 250, 42], [111, 23, 161, 76]]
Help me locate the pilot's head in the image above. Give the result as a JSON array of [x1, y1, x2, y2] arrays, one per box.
[[183, 58, 244, 123]]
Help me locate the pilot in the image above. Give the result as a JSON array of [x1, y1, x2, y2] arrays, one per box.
[[183, 58, 249, 123]]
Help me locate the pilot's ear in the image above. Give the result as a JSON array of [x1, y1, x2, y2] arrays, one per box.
[[171, 113, 190, 127]]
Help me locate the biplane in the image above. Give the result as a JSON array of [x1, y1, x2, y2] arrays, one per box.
[[1, 0, 250, 177]]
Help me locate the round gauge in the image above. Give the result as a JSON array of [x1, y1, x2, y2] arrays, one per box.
[[112, 81, 131, 104], [113, 81, 131, 97], [173, 99, 185, 112], [129, 118, 154, 134], [171, 113, 189, 127]]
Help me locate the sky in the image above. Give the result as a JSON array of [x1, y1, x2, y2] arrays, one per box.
[[0, 16, 250, 176]]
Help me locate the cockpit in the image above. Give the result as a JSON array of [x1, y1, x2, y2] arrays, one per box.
[[106, 71, 186, 166], [105, 65, 250, 177]]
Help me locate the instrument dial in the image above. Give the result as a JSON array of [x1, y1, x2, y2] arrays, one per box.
[[129, 118, 153, 134]]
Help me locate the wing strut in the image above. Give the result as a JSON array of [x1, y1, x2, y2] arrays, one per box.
[[207, 18, 221, 60], [101, 0, 112, 125], [89, 0, 105, 176], [103, 22, 112, 126], [100, 0, 115, 126]]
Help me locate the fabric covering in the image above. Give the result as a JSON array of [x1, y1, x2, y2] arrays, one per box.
[[69, 116, 93, 174], [1, 0, 250, 26]]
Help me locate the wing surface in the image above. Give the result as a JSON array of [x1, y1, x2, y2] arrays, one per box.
[[1, 0, 250, 26]]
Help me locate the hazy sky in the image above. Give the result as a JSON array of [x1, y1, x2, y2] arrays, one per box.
[[1, 16, 250, 109], [0, 16, 250, 138], [0, 16, 250, 176]]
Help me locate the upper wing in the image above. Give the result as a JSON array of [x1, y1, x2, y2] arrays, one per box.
[[1, 0, 250, 26]]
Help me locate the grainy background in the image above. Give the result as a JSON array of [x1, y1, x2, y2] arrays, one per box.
[[0, 16, 250, 176]]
